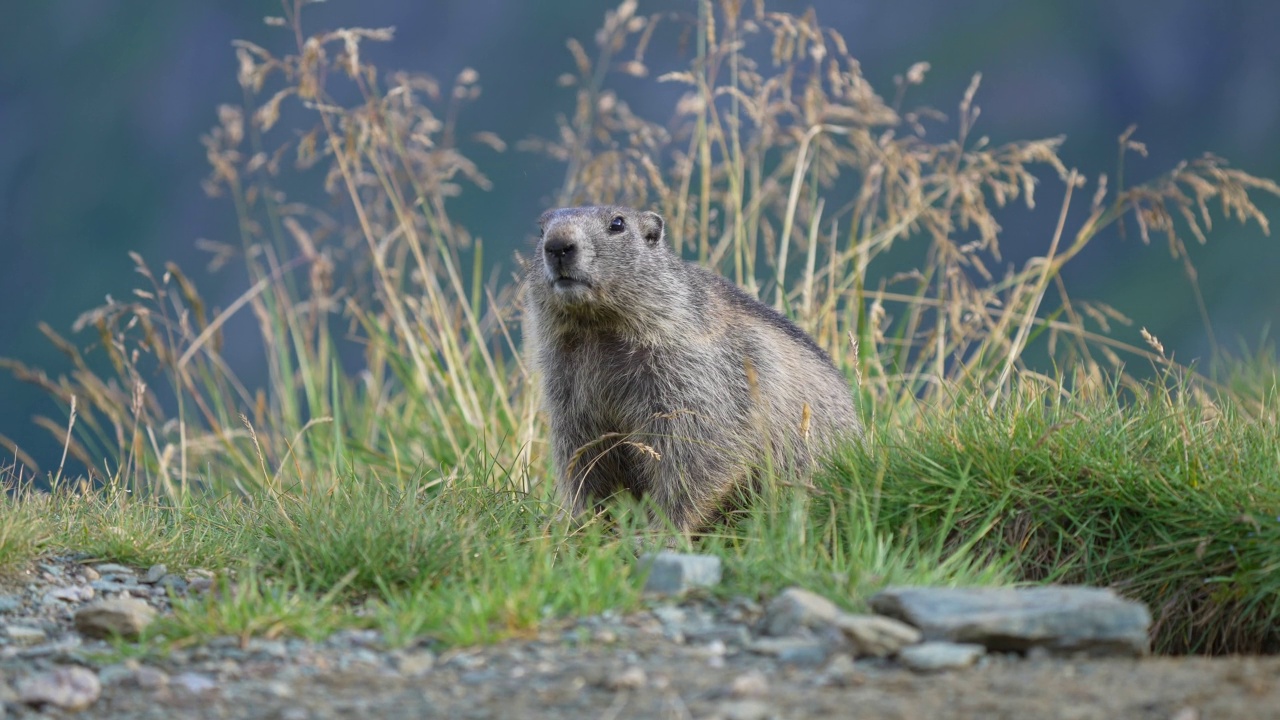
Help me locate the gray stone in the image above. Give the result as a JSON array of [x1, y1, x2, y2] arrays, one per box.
[[606, 665, 647, 690], [761, 587, 842, 636], [328, 628, 383, 648], [746, 637, 831, 665], [44, 585, 94, 604], [640, 552, 722, 594], [831, 613, 922, 657], [143, 564, 168, 584], [3, 625, 47, 646], [173, 672, 217, 694], [869, 585, 1151, 656], [459, 670, 497, 685], [394, 650, 436, 677], [341, 649, 383, 669], [188, 576, 215, 594], [818, 653, 865, 687], [74, 597, 157, 639], [91, 579, 132, 594], [93, 564, 135, 575], [247, 639, 289, 659], [650, 605, 687, 626], [157, 574, 189, 593], [17, 666, 101, 711], [111, 574, 141, 586], [97, 662, 140, 686], [729, 670, 769, 698], [898, 641, 986, 672], [0, 595, 22, 613], [263, 680, 293, 698], [715, 699, 774, 720], [133, 666, 170, 690], [685, 623, 752, 647]]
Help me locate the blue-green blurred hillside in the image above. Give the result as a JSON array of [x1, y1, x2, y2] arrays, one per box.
[[2, 0, 1278, 470]]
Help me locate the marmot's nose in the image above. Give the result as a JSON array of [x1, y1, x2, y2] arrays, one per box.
[[543, 233, 576, 261]]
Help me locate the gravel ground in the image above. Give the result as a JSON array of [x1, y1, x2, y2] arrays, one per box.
[[2, 556, 1278, 719]]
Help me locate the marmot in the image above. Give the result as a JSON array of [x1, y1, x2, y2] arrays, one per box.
[[524, 205, 861, 533]]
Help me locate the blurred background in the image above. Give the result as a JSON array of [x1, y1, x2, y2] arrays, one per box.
[[3, 0, 1278, 470]]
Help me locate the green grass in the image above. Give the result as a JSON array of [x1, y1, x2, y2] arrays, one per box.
[[0, 467, 53, 573], [828, 375, 1280, 654], [2, 0, 1278, 658], [7, 375, 1277, 656], [0, 463, 1008, 650]]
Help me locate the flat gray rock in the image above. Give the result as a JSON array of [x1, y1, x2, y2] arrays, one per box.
[[898, 641, 986, 672], [831, 613, 922, 658], [74, 597, 157, 640], [761, 587, 842, 636], [870, 586, 1151, 656], [639, 552, 722, 595], [746, 637, 831, 665], [3, 625, 48, 646]]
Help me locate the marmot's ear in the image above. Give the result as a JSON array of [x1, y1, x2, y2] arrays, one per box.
[[639, 211, 665, 246]]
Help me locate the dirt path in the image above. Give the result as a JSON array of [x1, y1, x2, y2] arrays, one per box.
[[64, 638, 1280, 720]]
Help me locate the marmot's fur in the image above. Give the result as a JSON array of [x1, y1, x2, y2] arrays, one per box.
[[524, 205, 861, 533]]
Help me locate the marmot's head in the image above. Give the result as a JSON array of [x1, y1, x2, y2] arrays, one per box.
[[529, 206, 672, 316]]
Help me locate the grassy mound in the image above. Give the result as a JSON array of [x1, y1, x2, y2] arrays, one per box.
[[828, 379, 1280, 654]]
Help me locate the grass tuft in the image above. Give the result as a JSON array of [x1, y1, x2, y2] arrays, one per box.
[[828, 373, 1280, 654], [0, 465, 53, 574]]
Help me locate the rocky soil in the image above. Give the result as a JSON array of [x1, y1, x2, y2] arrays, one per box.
[[2, 553, 1278, 719]]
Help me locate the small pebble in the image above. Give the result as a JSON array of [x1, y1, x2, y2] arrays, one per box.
[[143, 564, 168, 584], [134, 666, 170, 690], [640, 552, 723, 595], [17, 666, 102, 711], [74, 597, 157, 639], [729, 670, 769, 698], [173, 672, 218, 694], [263, 680, 293, 698], [395, 650, 436, 677], [98, 661, 141, 686], [819, 653, 865, 687], [607, 665, 647, 690], [188, 576, 215, 594], [4, 625, 48, 646], [45, 585, 94, 604], [716, 699, 774, 720], [898, 641, 986, 673], [747, 637, 831, 666]]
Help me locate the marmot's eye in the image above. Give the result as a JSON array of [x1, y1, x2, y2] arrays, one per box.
[[608, 216, 626, 234]]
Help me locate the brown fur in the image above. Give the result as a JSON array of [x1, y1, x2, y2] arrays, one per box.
[[523, 205, 861, 533]]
